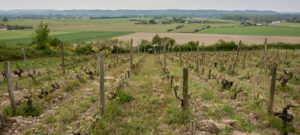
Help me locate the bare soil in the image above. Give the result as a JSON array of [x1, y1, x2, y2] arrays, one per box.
[[115, 32, 300, 46]]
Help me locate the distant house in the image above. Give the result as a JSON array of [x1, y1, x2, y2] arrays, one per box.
[[0, 26, 7, 30], [256, 23, 263, 26], [271, 21, 281, 24]]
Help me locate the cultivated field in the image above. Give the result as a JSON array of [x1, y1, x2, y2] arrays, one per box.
[[1, 18, 300, 46], [116, 32, 300, 46]]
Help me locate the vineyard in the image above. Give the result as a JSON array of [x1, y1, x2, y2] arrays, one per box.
[[0, 39, 299, 135]]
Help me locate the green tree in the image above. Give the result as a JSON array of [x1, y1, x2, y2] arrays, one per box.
[[2, 17, 8, 22], [32, 21, 50, 49], [149, 19, 156, 24], [152, 34, 161, 45]]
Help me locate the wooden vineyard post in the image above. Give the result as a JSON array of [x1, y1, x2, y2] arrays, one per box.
[[264, 38, 268, 72], [97, 40, 100, 73], [60, 42, 65, 74], [99, 48, 105, 115], [208, 69, 211, 79], [20, 44, 30, 75], [130, 39, 133, 69], [242, 51, 247, 69], [164, 41, 167, 69], [4, 62, 16, 113], [179, 47, 182, 64], [196, 41, 199, 73], [231, 40, 241, 72], [268, 63, 277, 114], [201, 43, 204, 65], [182, 68, 189, 112], [284, 49, 287, 64], [138, 42, 140, 55], [292, 48, 295, 56]]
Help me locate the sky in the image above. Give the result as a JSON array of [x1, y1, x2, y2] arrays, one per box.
[[0, 0, 300, 12]]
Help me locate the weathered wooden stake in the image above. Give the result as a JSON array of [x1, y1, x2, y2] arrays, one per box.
[[164, 41, 167, 69], [182, 68, 189, 112], [196, 41, 199, 73], [231, 41, 241, 72], [20, 44, 30, 75], [208, 69, 211, 79], [60, 42, 65, 74], [5, 62, 16, 113], [130, 39, 133, 69], [99, 48, 105, 115], [138, 42, 140, 55], [201, 43, 204, 64], [179, 47, 182, 63], [264, 38, 268, 72], [97, 40, 100, 73], [268, 63, 277, 114], [284, 50, 287, 64]]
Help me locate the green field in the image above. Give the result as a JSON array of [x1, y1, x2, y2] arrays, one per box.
[[198, 26, 300, 36], [1, 18, 300, 46], [0, 31, 132, 45]]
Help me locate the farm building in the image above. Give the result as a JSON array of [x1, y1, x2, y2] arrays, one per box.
[[0, 26, 7, 30]]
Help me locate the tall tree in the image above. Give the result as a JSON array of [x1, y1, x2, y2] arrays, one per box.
[[32, 21, 50, 50], [2, 17, 8, 22]]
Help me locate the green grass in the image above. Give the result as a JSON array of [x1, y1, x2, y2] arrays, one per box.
[[198, 26, 300, 36], [0, 56, 64, 71], [4, 104, 43, 117], [1, 31, 132, 45]]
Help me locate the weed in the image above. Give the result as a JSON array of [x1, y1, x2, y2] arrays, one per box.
[[89, 96, 97, 103], [164, 104, 192, 124], [104, 100, 122, 119], [57, 108, 76, 123], [43, 115, 56, 124], [4, 104, 42, 117], [226, 70, 235, 76], [200, 90, 215, 100], [65, 81, 80, 92], [92, 118, 109, 135], [290, 77, 300, 85], [276, 85, 294, 93], [223, 104, 236, 119], [116, 90, 134, 104]]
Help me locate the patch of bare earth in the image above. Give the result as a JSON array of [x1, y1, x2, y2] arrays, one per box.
[[115, 32, 300, 46]]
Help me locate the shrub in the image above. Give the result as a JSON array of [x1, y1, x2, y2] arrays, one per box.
[[75, 45, 93, 55], [175, 25, 184, 29], [167, 29, 173, 32]]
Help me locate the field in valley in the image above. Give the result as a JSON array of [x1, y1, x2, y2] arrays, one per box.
[[1, 18, 300, 46]]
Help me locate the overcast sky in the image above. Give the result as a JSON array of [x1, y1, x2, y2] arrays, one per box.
[[0, 0, 299, 12]]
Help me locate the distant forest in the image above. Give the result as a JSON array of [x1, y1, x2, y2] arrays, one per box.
[[1, 9, 300, 23]]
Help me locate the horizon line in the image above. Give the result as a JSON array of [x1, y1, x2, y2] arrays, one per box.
[[0, 8, 299, 13]]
